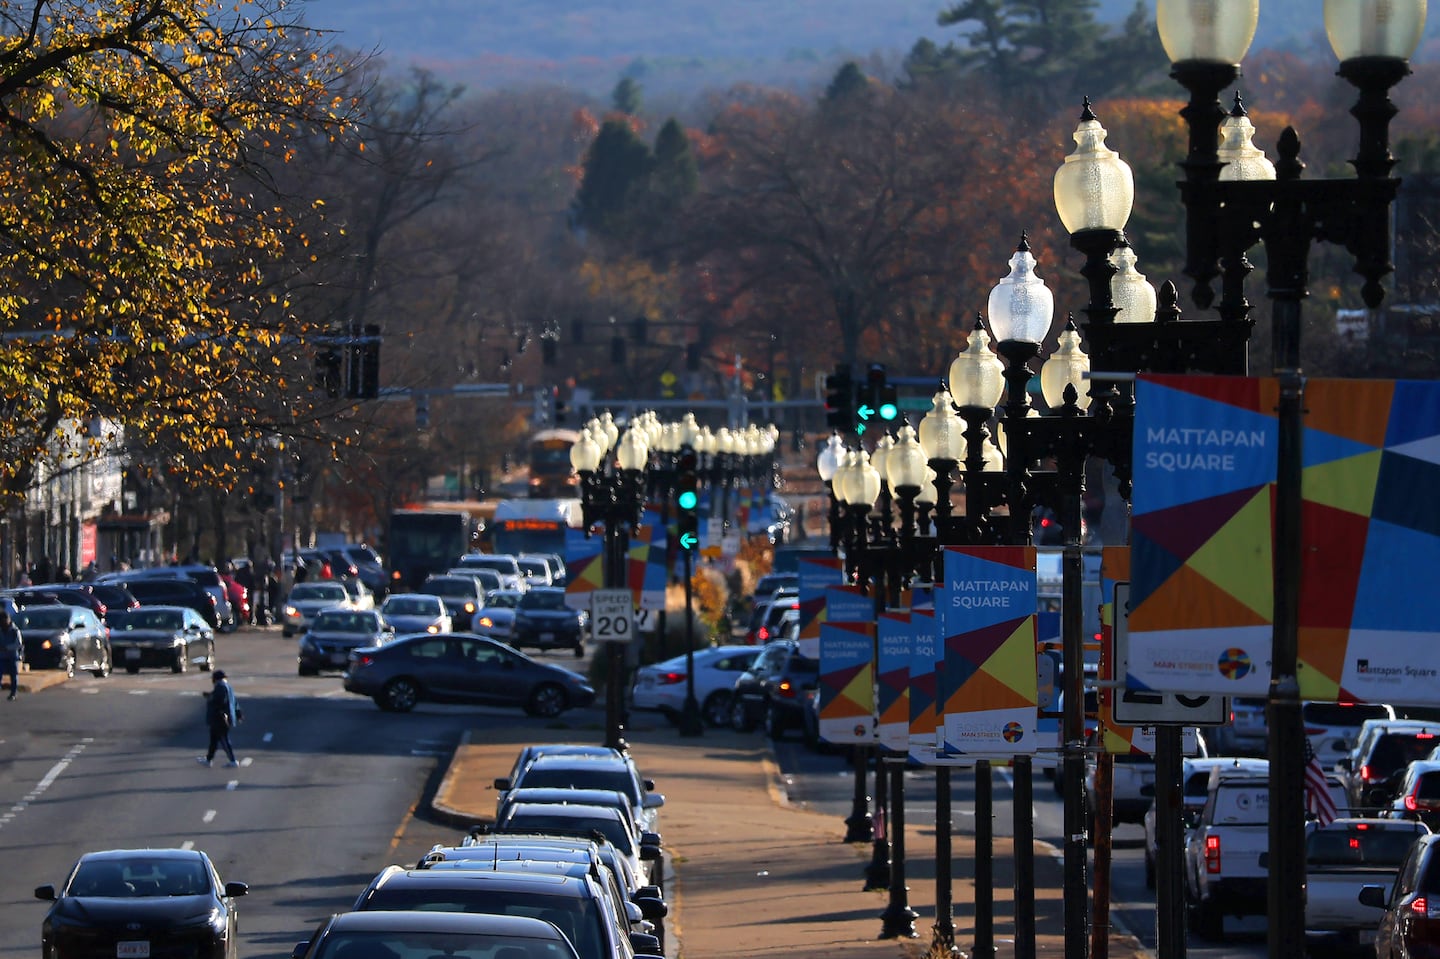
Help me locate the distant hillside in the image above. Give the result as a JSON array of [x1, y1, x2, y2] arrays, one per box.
[[293, 0, 1440, 98]]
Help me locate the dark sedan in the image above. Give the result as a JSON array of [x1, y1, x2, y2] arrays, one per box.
[[293, 910, 582, 959], [36, 848, 247, 959], [512, 586, 587, 657], [298, 608, 392, 676], [343, 631, 595, 717], [107, 606, 216, 674], [14, 605, 112, 677]]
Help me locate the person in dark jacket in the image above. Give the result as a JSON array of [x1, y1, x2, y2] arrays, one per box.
[[0, 610, 21, 701], [198, 670, 241, 767]]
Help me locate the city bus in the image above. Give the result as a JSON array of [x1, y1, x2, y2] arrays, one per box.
[[387, 504, 494, 590], [527, 428, 581, 499]]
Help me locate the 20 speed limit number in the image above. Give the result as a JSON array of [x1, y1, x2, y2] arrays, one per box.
[[590, 590, 635, 643]]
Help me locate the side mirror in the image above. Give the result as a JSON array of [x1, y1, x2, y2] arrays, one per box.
[[224, 881, 248, 898], [493, 778, 512, 791], [641, 831, 662, 849], [629, 933, 661, 955], [633, 895, 668, 921], [640, 845, 662, 862], [34, 885, 56, 901], [1358, 885, 1388, 909], [642, 793, 665, 809], [623, 900, 644, 924]]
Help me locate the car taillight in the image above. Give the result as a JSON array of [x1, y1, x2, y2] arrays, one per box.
[[354, 654, 375, 667], [757, 627, 770, 641], [1205, 835, 1222, 874], [777, 679, 797, 698], [658, 672, 685, 686], [1408, 794, 1420, 812], [1361, 764, 1375, 782], [96, 602, 107, 616], [1411, 896, 1428, 916]]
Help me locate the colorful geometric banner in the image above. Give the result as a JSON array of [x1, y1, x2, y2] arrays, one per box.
[[796, 554, 844, 658], [939, 546, 1039, 757], [563, 526, 604, 611], [908, 603, 942, 764], [818, 620, 875, 744], [1130, 375, 1440, 706], [625, 507, 668, 611], [876, 612, 912, 755]]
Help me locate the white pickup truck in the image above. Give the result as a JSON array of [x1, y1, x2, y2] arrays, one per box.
[[1184, 762, 1349, 940], [1303, 817, 1430, 952]]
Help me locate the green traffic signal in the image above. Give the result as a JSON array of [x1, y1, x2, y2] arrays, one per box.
[[677, 489, 698, 510], [878, 400, 898, 421]]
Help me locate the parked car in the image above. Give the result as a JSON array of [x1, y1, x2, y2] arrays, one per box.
[[107, 606, 216, 674], [139, 565, 237, 632], [1342, 719, 1440, 812], [292, 910, 583, 959], [511, 586, 587, 656], [298, 608, 392, 676], [493, 801, 660, 889], [495, 750, 664, 833], [379, 593, 452, 634], [36, 848, 247, 959], [351, 865, 638, 959], [280, 581, 352, 637], [495, 787, 646, 846], [342, 632, 595, 717], [728, 639, 819, 739], [471, 588, 522, 640], [631, 645, 762, 727], [1360, 832, 1440, 959], [116, 576, 221, 630], [13, 604, 111, 677], [418, 574, 485, 624]]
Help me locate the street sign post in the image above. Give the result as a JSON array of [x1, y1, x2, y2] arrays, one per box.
[[590, 589, 635, 644], [1112, 583, 1228, 726]]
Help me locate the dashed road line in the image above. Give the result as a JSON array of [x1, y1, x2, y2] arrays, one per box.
[[0, 739, 89, 832]]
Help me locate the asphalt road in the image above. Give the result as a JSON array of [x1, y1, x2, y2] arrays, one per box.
[[0, 627, 606, 959]]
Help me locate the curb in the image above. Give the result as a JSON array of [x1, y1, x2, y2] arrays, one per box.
[[429, 729, 487, 832]]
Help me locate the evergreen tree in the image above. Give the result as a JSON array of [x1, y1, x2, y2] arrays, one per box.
[[652, 119, 699, 204], [613, 77, 643, 115], [574, 119, 653, 238], [823, 62, 871, 105]]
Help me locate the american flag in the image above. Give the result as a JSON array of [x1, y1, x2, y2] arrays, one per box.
[[1304, 737, 1340, 825]]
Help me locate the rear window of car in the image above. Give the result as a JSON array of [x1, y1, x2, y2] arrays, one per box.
[[1212, 782, 1270, 824], [1369, 734, 1440, 777], [1307, 826, 1424, 867], [1418, 772, 1440, 801], [519, 766, 640, 805], [360, 887, 603, 959], [16, 608, 72, 629], [1304, 702, 1392, 726]]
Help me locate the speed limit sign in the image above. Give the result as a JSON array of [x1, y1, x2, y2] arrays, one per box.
[[590, 590, 635, 643]]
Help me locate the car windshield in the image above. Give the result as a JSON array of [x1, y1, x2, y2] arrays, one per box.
[[384, 598, 439, 616], [314, 930, 577, 959], [109, 609, 185, 631], [1307, 827, 1421, 867], [519, 767, 640, 805], [519, 591, 567, 612], [292, 584, 347, 601], [423, 579, 475, 598], [313, 612, 379, 632], [15, 608, 72, 629], [1371, 734, 1440, 777], [484, 593, 521, 610], [69, 857, 211, 898], [501, 811, 633, 855]]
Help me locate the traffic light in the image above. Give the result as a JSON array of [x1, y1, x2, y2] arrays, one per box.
[[824, 365, 854, 432], [345, 324, 381, 400], [315, 349, 342, 398], [676, 445, 699, 551], [858, 363, 897, 432]]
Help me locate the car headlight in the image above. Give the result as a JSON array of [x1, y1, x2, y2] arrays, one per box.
[[174, 908, 226, 931], [284, 605, 298, 617], [40, 638, 54, 650], [464, 601, 476, 614], [477, 616, 494, 629], [426, 624, 440, 634]]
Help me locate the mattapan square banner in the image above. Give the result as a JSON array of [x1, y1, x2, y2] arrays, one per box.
[[1129, 375, 1440, 706]]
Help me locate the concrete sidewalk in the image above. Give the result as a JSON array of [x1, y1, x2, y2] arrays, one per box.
[[430, 720, 1148, 959]]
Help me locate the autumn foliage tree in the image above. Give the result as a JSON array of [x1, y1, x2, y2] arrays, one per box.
[[0, 0, 360, 509]]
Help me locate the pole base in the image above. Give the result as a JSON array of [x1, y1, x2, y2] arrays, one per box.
[[677, 697, 704, 737], [862, 851, 890, 892], [878, 903, 919, 940], [844, 811, 873, 844], [930, 925, 965, 957]]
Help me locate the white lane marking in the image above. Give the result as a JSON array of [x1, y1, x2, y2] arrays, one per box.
[[226, 781, 239, 791], [1, 740, 89, 832], [81, 687, 99, 694], [262, 733, 274, 744], [180, 840, 195, 851], [128, 689, 151, 696], [203, 810, 217, 823]]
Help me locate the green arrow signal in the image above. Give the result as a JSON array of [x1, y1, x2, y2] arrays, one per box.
[[679, 532, 698, 550], [856, 404, 875, 420]]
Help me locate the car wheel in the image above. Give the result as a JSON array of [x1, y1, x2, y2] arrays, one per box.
[[526, 683, 568, 718], [572, 643, 584, 659], [730, 698, 754, 733], [91, 646, 112, 679], [298, 665, 319, 677], [172, 648, 188, 673], [282, 627, 293, 638], [382, 677, 419, 713], [764, 703, 787, 741], [201, 642, 215, 672], [701, 691, 731, 727], [61, 649, 76, 679]]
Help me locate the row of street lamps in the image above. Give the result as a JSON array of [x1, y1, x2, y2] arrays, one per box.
[[817, 3, 1425, 959]]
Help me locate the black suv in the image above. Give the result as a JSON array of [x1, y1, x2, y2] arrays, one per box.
[[1345, 720, 1440, 812], [728, 639, 819, 739], [119, 578, 220, 629]]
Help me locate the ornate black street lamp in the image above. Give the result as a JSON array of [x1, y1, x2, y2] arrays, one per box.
[[570, 419, 649, 752]]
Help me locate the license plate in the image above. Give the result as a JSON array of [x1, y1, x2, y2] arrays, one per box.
[[330, 653, 348, 665], [540, 632, 555, 642], [117, 942, 150, 958], [125, 648, 140, 660]]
